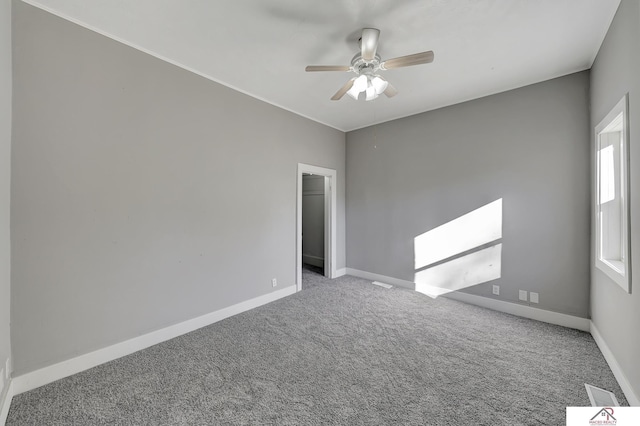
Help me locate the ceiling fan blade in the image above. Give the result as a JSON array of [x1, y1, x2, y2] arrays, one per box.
[[361, 28, 380, 61], [305, 65, 351, 72], [331, 78, 356, 100], [383, 83, 398, 98], [380, 50, 434, 70]]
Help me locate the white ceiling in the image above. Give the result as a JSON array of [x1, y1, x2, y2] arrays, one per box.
[[23, 0, 620, 132]]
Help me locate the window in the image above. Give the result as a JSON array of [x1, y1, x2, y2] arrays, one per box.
[[595, 94, 631, 293]]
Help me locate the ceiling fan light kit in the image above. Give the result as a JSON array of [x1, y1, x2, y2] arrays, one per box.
[[346, 73, 388, 101], [306, 28, 434, 101]]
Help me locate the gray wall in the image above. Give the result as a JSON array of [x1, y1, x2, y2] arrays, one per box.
[[346, 71, 591, 317], [590, 0, 640, 400], [0, 0, 12, 389], [11, 2, 345, 375]]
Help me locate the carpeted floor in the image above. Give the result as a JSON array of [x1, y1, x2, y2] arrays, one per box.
[[7, 269, 626, 425]]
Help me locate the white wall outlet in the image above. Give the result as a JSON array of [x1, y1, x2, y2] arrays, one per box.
[[271, 278, 277, 287], [492, 285, 500, 295], [530, 292, 539, 303], [519, 290, 528, 301]]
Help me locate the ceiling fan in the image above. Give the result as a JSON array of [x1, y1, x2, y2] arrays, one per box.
[[305, 28, 434, 101]]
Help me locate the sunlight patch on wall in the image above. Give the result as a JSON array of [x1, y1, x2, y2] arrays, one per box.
[[414, 199, 502, 270], [414, 199, 503, 298], [415, 244, 502, 298]]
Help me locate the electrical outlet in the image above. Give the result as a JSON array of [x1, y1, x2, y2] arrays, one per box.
[[530, 292, 539, 303], [492, 285, 500, 295], [519, 290, 528, 301], [271, 278, 277, 287]]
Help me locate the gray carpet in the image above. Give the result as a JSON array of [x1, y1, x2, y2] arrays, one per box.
[[7, 269, 626, 425]]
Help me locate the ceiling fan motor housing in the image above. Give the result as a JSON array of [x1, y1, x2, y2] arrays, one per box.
[[351, 53, 382, 76]]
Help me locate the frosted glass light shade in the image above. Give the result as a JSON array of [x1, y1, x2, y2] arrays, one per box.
[[347, 74, 386, 101], [347, 75, 368, 99], [365, 85, 378, 101], [371, 76, 388, 94]]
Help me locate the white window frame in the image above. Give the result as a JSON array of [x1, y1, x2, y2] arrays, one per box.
[[594, 94, 631, 293]]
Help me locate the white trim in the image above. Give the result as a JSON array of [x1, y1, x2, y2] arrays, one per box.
[[323, 177, 330, 278], [444, 291, 590, 331], [335, 268, 347, 278], [12, 286, 296, 395], [297, 164, 337, 291], [345, 268, 415, 290], [20, 1, 345, 132], [594, 93, 631, 294], [345, 268, 591, 331], [0, 380, 13, 426], [590, 322, 640, 406]]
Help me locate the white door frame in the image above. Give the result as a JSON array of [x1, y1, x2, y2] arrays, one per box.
[[297, 163, 337, 291]]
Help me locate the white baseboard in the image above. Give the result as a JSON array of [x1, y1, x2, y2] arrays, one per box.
[[345, 268, 589, 331], [590, 322, 640, 406], [335, 268, 347, 278], [0, 380, 13, 426], [345, 268, 415, 290], [444, 291, 591, 332], [13, 285, 297, 395]]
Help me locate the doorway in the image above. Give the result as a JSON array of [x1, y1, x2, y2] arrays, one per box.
[[296, 164, 337, 291], [301, 173, 326, 276]]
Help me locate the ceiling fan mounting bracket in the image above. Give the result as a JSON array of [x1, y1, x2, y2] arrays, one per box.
[[350, 53, 381, 76]]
